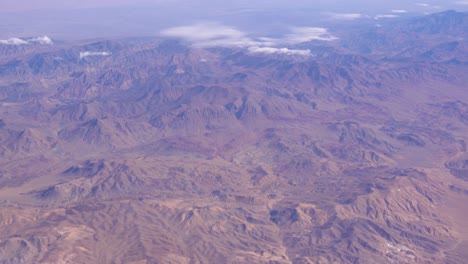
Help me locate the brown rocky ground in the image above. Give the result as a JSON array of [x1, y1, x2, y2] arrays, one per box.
[[0, 11, 467, 264]]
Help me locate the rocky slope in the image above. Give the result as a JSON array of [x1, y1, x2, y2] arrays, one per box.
[[0, 11, 467, 264]]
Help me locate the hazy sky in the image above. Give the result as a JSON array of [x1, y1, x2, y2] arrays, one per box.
[[2, 0, 467, 12], [1, 0, 467, 39]]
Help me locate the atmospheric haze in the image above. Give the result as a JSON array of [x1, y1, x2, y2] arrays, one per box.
[[1, 0, 468, 39]]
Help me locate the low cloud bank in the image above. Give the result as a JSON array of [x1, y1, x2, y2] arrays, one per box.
[[330, 13, 364, 20], [29, 36, 53, 45], [0, 38, 29, 45], [248, 46, 311, 56], [0, 36, 53, 45], [375, 14, 399, 19], [416, 3, 441, 8], [161, 23, 337, 56], [161, 23, 257, 48], [284, 27, 337, 44], [79, 51, 111, 59]]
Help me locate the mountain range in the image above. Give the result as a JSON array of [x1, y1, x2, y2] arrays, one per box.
[[0, 10, 467, 264]]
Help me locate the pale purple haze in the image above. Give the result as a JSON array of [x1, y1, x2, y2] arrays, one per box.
[[0, 0, 466, 39]]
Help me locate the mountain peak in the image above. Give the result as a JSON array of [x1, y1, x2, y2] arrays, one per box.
[[433, 10, 464, 16], [404, 10, 468, 34]]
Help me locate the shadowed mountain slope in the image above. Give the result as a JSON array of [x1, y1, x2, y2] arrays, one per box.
[[0, 11, 467, 264]]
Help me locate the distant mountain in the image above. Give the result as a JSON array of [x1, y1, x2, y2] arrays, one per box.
[[403, 10, 468, 35], [341, 10, 468, 56]]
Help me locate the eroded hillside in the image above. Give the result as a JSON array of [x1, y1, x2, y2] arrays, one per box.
[[0, 11, 467, 264]]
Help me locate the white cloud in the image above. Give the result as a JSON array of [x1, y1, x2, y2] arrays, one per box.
[[284, 27, 337, 44], [161, 23, 337, 49], [256, 37, 279, 47], [416, 3, 441, 8], [160, 23, 336, 57], [248, 46, 311, 56], [0, 35, 53, 45], [162, 23, 244, 42], [79, 51, 111, 59], [455, 1, 468, 4], [374, 14, 399, 19], [161, 22, 259, 48], [330, 13, 364, 20], [0, 38, 29, 45], [391, 9, 408, 13], [28, 36, 53, 45]]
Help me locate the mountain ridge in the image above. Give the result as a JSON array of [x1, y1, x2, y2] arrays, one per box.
[[0, 11, 467, 263]]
